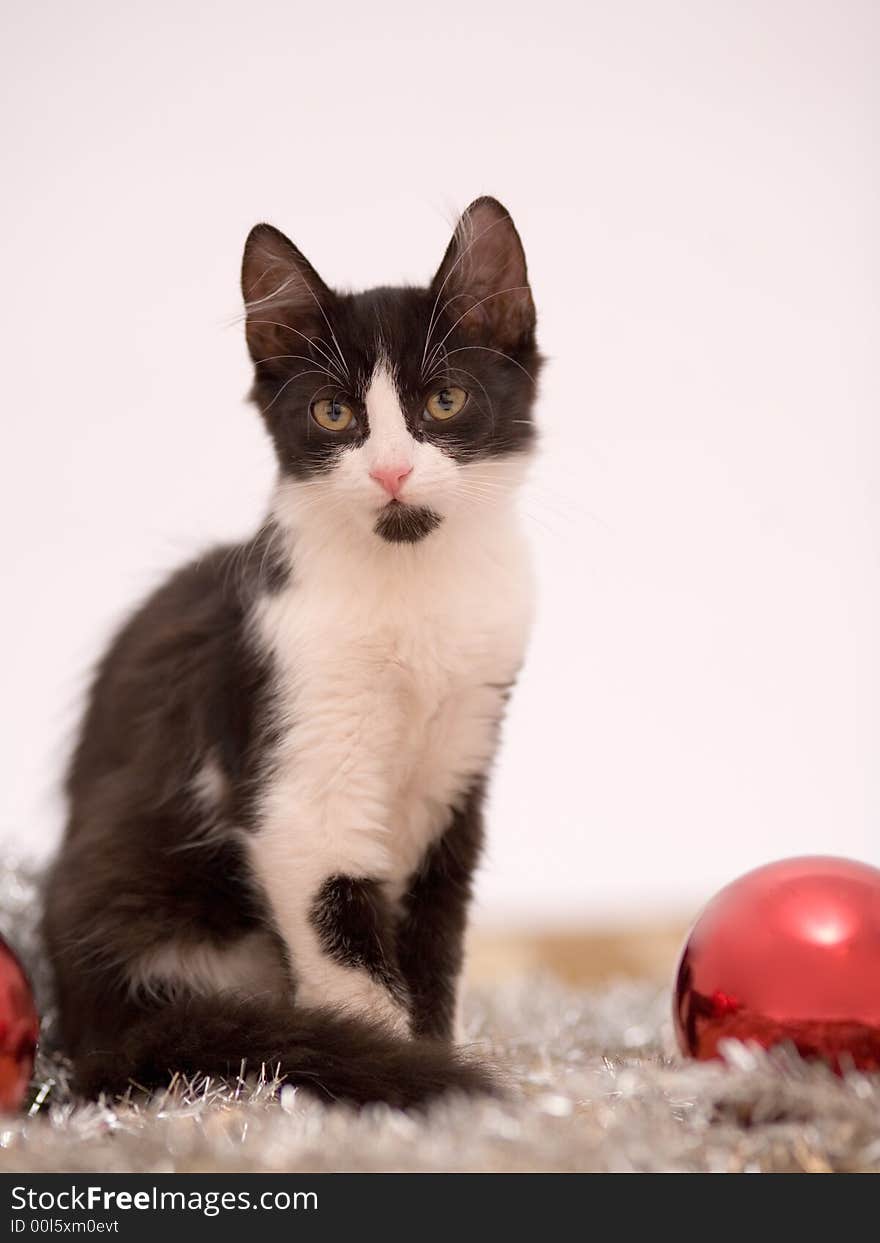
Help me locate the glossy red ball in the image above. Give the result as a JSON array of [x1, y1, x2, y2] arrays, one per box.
[[674, 856, 880, 1071], [0, 937, 38, 1111]]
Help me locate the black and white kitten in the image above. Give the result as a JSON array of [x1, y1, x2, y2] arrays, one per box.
[[44, 197, 541, 1107]]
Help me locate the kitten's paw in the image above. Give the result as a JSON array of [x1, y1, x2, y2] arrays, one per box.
[[348, 983, 410, 1039], [297, 970, 411, 1038]]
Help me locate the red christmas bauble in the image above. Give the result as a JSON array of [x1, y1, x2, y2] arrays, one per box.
[[0, 936, 38, 1111], [674, 856, 880, 1072]]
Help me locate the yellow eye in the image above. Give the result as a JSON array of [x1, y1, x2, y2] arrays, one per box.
[[311, 398, 355, 432], [424, 386, 468, 421]]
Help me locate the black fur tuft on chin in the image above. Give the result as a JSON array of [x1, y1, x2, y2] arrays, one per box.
[[374, 504, 443, 544]]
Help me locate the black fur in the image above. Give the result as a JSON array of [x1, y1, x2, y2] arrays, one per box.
[[311, 877, 407, 1004], [43, 197, 539, 1107], [398, 786, 485, 1039], [73, 994, 497, 1108], [374, 503, 442, 544], [43, 544, 282, 1006]]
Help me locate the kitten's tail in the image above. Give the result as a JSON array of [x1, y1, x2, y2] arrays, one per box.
[[72, 994, 498, 1108]]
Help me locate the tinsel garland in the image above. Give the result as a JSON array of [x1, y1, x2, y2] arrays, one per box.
[[0, 859, 878, 1173]]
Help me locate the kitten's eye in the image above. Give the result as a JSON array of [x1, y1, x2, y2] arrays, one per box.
[[311, 398, 355, 432], [424, 386, 468, 422]]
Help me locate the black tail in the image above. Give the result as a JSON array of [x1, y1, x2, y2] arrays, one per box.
[[72, 994, 499, 1108]]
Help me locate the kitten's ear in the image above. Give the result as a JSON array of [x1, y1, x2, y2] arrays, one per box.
[[241, 223, 334, 366], [430, 197, 536, 351]]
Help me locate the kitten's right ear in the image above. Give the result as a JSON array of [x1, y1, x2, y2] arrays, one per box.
[[241, 224, 334, 367]]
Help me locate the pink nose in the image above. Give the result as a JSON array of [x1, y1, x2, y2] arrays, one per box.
[[370, 464, 413, 498]]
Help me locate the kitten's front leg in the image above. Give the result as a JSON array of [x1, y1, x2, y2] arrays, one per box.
[[309, 872, 409, 1021], [250, 815, 410, 1035], [396, 785, 484, 1042]]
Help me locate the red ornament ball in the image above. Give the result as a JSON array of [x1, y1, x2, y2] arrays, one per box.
[[0, 936, 38, 1111], [674, 856, 880, 1072]]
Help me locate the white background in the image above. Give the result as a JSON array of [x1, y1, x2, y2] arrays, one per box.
[[2, 1, 877, 927]]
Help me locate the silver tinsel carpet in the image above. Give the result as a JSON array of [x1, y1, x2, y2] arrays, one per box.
[[2, 861, 880, 1173]]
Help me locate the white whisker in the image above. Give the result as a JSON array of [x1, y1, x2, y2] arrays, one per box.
[[443, 345, 538, 387], [423, 286, 530, 374]]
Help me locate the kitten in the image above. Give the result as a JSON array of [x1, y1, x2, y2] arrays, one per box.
[[43, 197, 541, 1107]]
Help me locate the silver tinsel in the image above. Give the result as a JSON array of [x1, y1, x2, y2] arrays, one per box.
[[0, 860, 878, 1172]]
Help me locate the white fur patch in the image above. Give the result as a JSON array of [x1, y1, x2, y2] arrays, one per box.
[[129, 931, 288, 1001], [190, 753, 228, 810], [246, 382, 535, 1030], [362, 364, 413, 474]]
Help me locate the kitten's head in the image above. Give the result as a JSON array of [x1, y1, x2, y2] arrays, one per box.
[[242, 197, 540, 546]]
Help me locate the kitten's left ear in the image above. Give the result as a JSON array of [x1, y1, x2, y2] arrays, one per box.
[[430, 197, 536, 351]]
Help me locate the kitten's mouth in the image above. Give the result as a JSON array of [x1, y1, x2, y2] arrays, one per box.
[[374, 501, 443, 544]]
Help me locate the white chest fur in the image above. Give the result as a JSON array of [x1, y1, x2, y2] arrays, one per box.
[[245, 490, 533, 1023], [254, 502, 533, 895]]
